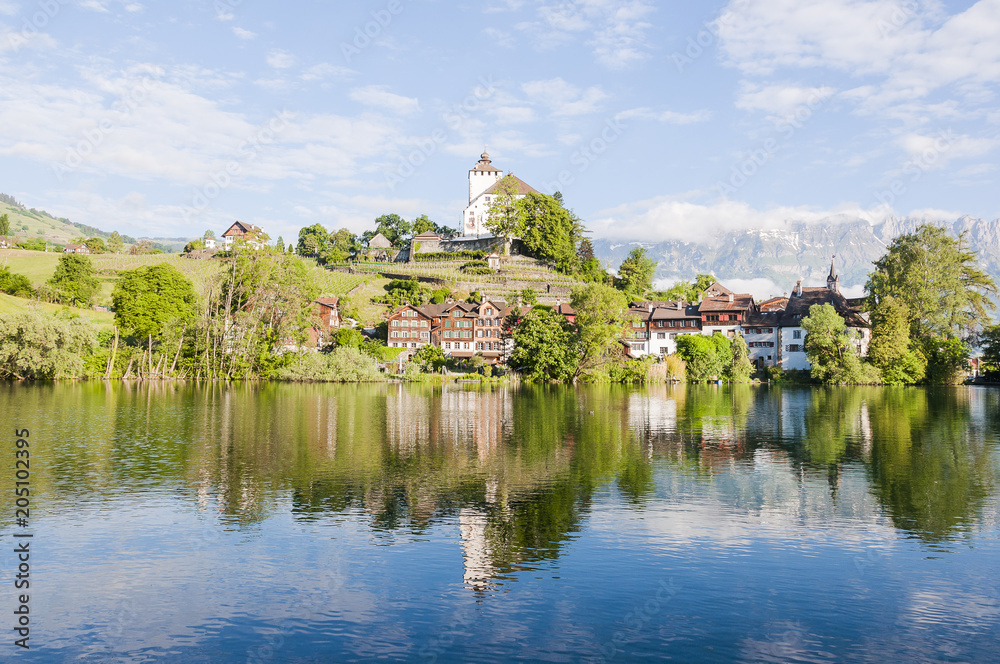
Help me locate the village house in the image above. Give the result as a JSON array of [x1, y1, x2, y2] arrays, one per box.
[[741, 310, 781, 368], [222, 221, 265, 250], [621, 300, 702, 358], [367, 232, 395, 261], [63, 243, 91, 254], [698, 284, 757, 337], [203, 236, 218, 250], [773, 262, 870, 371], [308, 297, 340, 348], [387, 303, 434, 350]]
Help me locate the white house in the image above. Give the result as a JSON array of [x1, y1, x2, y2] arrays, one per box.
[[462, 150, 539, 237]]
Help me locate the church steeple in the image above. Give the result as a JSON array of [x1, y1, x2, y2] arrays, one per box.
[[827, 255, 839, 293]]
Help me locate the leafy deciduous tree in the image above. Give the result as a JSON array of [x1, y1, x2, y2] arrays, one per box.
[[570, 283, 627, 381], [801, 303, 879, 384], [616, 247, 656, 298], [484, 175, 525, 255], [868, 296, 926, 385], [47, 253, 100, 307], [509, 309, 577, 382], [112, 264, 197, 339]]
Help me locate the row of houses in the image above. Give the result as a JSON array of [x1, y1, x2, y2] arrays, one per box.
[[376, 258, 870, 371], [618, 261, 870, 370]]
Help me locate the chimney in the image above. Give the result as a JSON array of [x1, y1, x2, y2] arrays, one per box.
[[796, 280, 802, 297], [647, 303, 653, 313], [728, 293, 734, 303], [676, 300, 682, 311]]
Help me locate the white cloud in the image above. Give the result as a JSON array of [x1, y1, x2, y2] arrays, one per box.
[[232, 27, 257, 40], [718, 0, 1000, 121], [300, 63, 354, 82], [512, 0, 656, 69], [590, 196, 875, 243], [349, 85, 419, 115], [0, 1, 19, 16], [736, 84, 836, 116], [266, 49, 296, 69], [616, 107, 712, 124], [898, 131, 1000, 169], [521, 78, 607, 116]]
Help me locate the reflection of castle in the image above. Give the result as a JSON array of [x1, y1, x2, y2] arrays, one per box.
[[459, 508, 495, 591]]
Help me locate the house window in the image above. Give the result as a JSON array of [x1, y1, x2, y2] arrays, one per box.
[[788, 344, 802, 352], [793, 330, 802, 339], [632, 321, 643, 328], [657, 333, 666, 339], [421, 332, 429, 339], [445, 342, 451, 349], [391, 320, 399, 327]]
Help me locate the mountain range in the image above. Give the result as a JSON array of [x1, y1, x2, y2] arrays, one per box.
[[592, 216, 1000, 297]]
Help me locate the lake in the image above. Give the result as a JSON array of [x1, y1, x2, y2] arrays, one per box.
[[2, 382, 999, 663]]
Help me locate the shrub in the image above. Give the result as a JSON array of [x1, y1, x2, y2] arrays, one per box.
[[276, 347, 384, 382]]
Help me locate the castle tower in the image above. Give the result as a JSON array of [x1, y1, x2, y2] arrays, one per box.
[[469, 149, 503, 204], [827, 255, 839, 293]]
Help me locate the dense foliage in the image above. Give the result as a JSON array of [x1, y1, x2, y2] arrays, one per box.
[[112, 264, 197, 339], [616, 247, 656, 298], [0, 310, 98, 379], [46, 254, 100, 307], [801, 304, 879, 384]]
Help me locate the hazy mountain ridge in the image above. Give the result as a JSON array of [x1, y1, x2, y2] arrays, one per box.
[[593, 216, 1000, 292]]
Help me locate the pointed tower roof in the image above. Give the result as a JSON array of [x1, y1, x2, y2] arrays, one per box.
[[472, 148, 501, 173], [827, 255, 839, 293]]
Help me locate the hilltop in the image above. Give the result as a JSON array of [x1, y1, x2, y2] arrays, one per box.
[[0, 193, 187, 251]]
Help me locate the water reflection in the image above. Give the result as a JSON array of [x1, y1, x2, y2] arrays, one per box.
[[2, 382, 999, 588]]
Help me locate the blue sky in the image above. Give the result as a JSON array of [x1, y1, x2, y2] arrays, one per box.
[[0, 0, 997, 245]]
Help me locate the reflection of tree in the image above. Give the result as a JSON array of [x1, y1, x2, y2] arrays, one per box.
[[866, 388, 995, 542]]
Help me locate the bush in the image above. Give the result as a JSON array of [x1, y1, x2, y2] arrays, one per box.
[[413, 250, 487, 262], [0, 310, 98, 379], [276, 347, 384, 382], [0, 267, 35, 298]]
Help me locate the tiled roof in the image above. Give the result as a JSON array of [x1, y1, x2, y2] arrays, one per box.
[[413, 231, 441, 240], [703, 282, 734, 297], [223, 221, 261, 237], [368, 232, 392, 248], [698, 294, 754, 312], [315, 297, 339, 307], [778, 287, 867, 327]]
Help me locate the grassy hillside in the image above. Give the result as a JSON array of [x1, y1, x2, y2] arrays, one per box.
[[0, 293, 116, 328], [1, 196, 188, 251], [2, 249, 377, 313]]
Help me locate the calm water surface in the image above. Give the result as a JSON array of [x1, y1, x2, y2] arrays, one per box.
[[2, 382, 999, 663]]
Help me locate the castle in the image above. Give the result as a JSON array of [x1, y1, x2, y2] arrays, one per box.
[[461, 150, 538, 238]]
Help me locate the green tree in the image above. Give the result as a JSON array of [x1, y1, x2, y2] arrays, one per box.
[[868, 296, 926, 385], [509, 309, 577, 382], [675, 333, 728, 381], [801, 303, 878, 384], [570, 283, 627, 381], [84, 237, 106, 254], [47, 253, 99, 307], [297, 223, 331, 257], [616, 247, 656, 297], [663, 274, 717, 302], [865, 224, 996, 338], [484, 175, 525, 254], [517, 192, 582, 273], [333, 327, 365, 349], [321, 228, 358, 264], [371, 213, 412, 247], [107, 231, 124, 254], [412, 214, 436, 236], [184, 239, 205, 253], [0, 310, 98, 379], [978, 324, 1000, 378], [0, 213, 10, 236], [0, 266, 34, 298], [413, 343, 446, 371], [112, 264, 197, 339], [728, 335, 754, 382], [920, 336, 970, 385]]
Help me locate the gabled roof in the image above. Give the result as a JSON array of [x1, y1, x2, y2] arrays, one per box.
[[778, 287, 866, 328], [315, 297, 339, 308], [758, 296, 788, 312], [743, 311, 782, 327], [698, 294, 755, 312], [481, 175, 538, 198], [223, 221, 261, 237], [368, 232, 392, 248], [413, 231, 441, 240], [703, 282, 734, 297]]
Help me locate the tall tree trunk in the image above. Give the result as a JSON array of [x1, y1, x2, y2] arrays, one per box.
[[105, 325, 119, 380], [170, 325, 186, 375]]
